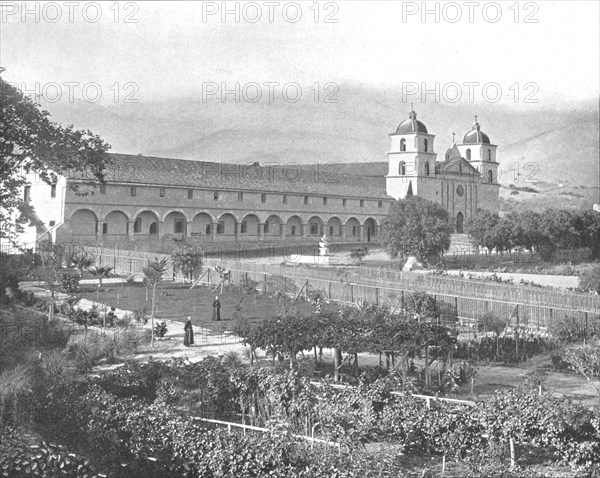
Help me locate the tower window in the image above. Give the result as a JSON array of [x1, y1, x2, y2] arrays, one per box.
[[238, 192, 243, 202], [130, 186, 136, 197], [261, 193, 267, 203], [304, 196, 309, 205], [282, 194, 287, 204], [400, 138, 406, 152], [100, 184, 107, 194], [378, 201, 383, 208], [23, 185, 31, 202], [49, 220, 55, 227], [188, 189, 193, 199], [425, 162, 430, 176], [424, 139, 428, 152], [360, 200, 364, 208], [214, 191, 219, 201], [399, 162, 406, 175], [343, 198, 347, 207], [323, 197, 327, 206], [466, 149, 471, 161], [159, 188, 165, 197], [51, 184, 57, 198], [488, 150, 492, 161], [488, 170, 493, 183]]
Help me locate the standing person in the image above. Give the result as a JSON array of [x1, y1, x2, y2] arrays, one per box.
[[212, 296, 221, 321], [184, 316, 194, 346]]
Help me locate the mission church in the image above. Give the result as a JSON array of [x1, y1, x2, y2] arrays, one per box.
[[14, 109, 499, 254]]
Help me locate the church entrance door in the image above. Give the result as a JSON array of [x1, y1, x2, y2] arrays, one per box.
[[456, 212, 464, 233]]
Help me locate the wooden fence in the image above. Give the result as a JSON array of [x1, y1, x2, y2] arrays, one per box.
[[89, 248, 600, 329]]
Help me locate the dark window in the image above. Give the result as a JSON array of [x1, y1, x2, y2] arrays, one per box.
[[51, 184, 57, 198], [261, 193, 266, 203], [100, 184, 107, 194], [134, 218, 142, 233], [241, 221, 247, 233], [360, 200, 364, 208], [343, 198, 347, 207], [174, 219, 185, 234], [49, 220, 55, 227], [424, 139, 428, 152], [399, 162, 406, 175], [378, 201, 383, 208], [188, 189, 193, 199], [264, 221, 269, 233], [304, 196, 309, 205], [310, 223, 319, 235], [290, 225, 296, 236], [282, 195, 287, 204], [466, 149, 471, 161], [217, 222, 224, 234], [102, 223, 108, 234], [330, 226, 334, 236], [149, 222, 157, 235], [488, 150, 492, 161], [23, 185, 31, 202], [425, 162, 430, 176], [400, 138, 406, 152], [130, 186, 136, 197], [214, 191, 219, 201], [238, 192, 243, 202], [205, 223, 212, 235], [323, 197, 327, 206], [488, 170, 493, 183], [352, 225, 357, 236], [159, 188, 165, 197]]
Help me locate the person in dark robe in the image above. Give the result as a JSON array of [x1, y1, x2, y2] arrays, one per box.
[[212, 296, 221, 321], [184, 316, 194, 346]]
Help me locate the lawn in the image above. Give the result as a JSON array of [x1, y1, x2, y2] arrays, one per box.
[[75, 281, 337, 325]]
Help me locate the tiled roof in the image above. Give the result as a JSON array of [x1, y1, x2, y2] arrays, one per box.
[[69, 153, 392, 200]]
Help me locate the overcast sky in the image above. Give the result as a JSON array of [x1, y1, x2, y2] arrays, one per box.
[[2, 1, 599, 106]]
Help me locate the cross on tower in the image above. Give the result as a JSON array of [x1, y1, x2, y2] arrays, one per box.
[[452, 132, 456, 143], [474, 115, 478, 123]]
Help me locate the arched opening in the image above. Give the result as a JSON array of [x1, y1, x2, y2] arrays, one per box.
[[456, 212, 464, 233], [466, 149, 471, 161], [190, 212, 213, 237], [264, 215, 283, 239], [308, 216, 324, 236], [399, 161, 406, 175], [286, 216, 303, 237], [400, 138, 406, 152], [424, 162, 430, 176], [70, 209, 98, 239], [164, 211, 187, 239], [345, 218, 360, 240], [424, 139, 428, 152], [104, 210, 129, 237], [216, 213, 237, 238], [488, 170, 493, 183], [134, 210, 160, 236], [241, 214, 260, 237], [326, 217, 343, 237], [364, 218, 377, 242]]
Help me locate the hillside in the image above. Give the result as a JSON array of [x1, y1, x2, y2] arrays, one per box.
[[43, 84, 599, 211]]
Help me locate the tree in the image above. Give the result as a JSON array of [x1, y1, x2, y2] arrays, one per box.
[[350, 245, 369, 263], [466, 210, 500, 252], [565, 341, 600, 400], [171, 242, 204, 282], [0, 71, 111, 245], [478, 312, 509, 358], [576, 210, 600, 259], [68, 249, 95, 277], [143, 258, 168, 347], [580, 265, 600, 294], [381, 196, 453, 262]]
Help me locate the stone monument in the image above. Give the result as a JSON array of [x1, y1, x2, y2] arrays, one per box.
[[318, 234, 330, 265]]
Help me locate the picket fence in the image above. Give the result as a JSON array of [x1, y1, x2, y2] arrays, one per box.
[[90, 248, 600, 329]]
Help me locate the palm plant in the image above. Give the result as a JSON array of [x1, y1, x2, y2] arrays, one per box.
[[143, 258, 168, 347], [0, 365, 31, 428], [68, 249, 96, 277], [88, 265, 113, 288]]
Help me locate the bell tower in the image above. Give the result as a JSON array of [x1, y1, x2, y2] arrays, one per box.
[[386, 108, 437, 200]]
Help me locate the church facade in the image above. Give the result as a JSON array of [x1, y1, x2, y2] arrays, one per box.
[[10, 110, 499, 254]]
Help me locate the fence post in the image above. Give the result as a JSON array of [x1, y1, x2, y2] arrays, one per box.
[[263, 274, 267, 294], [350, 284, 354, 303], [328, 281, 332, 300], [375, 287, 379, 306]]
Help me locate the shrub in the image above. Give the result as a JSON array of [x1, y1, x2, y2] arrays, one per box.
[[40, 350, 69, 383], [580, 265, 600, 294], [59, 271, 80, 292], [154, 321, 168, 339], [350, 245, 369, 263]]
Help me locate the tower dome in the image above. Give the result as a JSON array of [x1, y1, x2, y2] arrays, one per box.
[[395, 110, 428, 134], [463, 117, 490, 144]]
